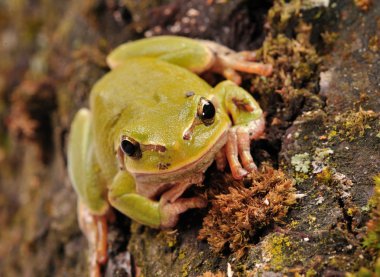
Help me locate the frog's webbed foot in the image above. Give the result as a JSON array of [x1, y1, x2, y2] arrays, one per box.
[[78, 202, 108, 277], [200, 40, 273, 84]]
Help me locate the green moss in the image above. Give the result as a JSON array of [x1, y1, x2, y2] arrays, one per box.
[[328, 130, 337, 140], [178, 251, 186, 260], [363, 174, 380, 251], [347, 257, 380, 277], [330, 108, 377, 142], [306, 268, 317, 277], [347, 174, 380, 276]]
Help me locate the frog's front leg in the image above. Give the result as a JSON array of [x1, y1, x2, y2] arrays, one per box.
[[68, 109, 110, 277], [213, 80, 265, 179], [106, 35, 272, 84], [108, 171, 207, 229]]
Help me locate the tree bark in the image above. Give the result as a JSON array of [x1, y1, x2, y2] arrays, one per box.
[[0, 0, 379, 276]]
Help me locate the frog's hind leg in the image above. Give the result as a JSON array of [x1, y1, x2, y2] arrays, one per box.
[[106, 36, 215, 73], [200, 40, 273, 84], [77, 202, 108, 277], [68, 108, 109, 277]]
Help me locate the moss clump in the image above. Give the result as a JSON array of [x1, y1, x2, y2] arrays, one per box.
[[198, 166, 296, 258], [251, 30, 321, 102], [363, 174, 380, 252], [267, 0, 302, 34], [346, 256, 380, 277], [332, 108, 377, 141], [346, 174, 380, 276]]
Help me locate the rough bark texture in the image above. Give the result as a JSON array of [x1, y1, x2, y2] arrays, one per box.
[[0, 0, 379, 276]]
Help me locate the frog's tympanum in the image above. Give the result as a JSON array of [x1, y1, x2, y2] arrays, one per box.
[[67, 36, 272, 275]]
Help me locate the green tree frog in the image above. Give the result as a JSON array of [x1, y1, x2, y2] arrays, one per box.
[[67, 35, 271, 276]]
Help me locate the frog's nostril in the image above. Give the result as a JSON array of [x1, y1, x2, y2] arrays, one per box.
[[183, 124, 195, 140], [183, 129, 192, 140]]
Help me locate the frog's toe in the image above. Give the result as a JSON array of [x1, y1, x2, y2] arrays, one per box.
[[222, 56, 273, 77], [160, 196, 207, 229], [226, 127, 248, 179], [237, 126, 258, 173]]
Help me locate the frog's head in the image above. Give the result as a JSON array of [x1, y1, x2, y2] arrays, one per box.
[[115, 92, 230, 178]]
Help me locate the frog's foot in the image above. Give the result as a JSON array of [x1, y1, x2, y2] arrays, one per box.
[[200, 40, 273, 84], [224, 117, 265, 179], [160, 196, 207, 229], [78, 202, 108, 277]]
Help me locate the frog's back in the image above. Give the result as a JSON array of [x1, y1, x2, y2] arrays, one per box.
[[90, 58, 212, 179], [91, 58, 211, 122]]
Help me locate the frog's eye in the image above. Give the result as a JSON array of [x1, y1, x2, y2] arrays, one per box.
[[120, 137, 141, 159], [198, 97, 215, 126]]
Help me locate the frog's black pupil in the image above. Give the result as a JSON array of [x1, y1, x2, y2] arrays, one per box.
[[121, 140, 135, 156], [202, 101, 215, 119]]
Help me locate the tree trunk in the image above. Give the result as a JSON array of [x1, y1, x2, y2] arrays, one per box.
[[0, 0, 379, 276]]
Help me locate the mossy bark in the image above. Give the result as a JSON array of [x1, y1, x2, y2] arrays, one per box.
[[0, 0, 379, 276]]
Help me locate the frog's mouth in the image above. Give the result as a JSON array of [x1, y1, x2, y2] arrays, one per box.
[[132, 129, 228, 200]]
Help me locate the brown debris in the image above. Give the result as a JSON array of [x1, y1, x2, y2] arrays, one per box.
[[198, 271, 226, 277], [354, 0, 372, 11], [198, 165, 296, 258], [8, 79, 56, 141]]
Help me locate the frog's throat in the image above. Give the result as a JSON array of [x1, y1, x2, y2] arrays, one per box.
[[133, 129, 228, 199]]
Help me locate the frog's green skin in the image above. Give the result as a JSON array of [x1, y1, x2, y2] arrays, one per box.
[[68, 36, 266, 265]]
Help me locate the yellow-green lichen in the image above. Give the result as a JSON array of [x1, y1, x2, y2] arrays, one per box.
[[157, 229, 178, 248], [316, 167, 333, 184], [181, 261, 190, 277], [178, 250, 186, 260], [262, 234, 293, 271], [289, 220, 300, 229]]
